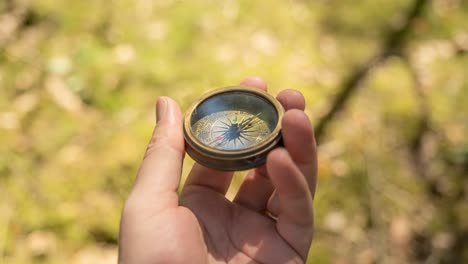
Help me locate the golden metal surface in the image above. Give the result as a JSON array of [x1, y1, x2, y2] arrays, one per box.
[[183, 86, 284, 171]]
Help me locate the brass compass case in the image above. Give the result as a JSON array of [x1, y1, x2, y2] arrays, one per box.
[[183, 86, 284, 171]]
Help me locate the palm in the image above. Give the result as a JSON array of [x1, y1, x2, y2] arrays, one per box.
[[178, 184, 302, 263]]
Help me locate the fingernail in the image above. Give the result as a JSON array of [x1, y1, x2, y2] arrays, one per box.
[[156, 96, 168, 123]]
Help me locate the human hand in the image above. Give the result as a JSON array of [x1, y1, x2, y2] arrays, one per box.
[[118, 77, 317, 264]]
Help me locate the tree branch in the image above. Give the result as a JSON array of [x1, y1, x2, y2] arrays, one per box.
[[315, 0, 429, 143]]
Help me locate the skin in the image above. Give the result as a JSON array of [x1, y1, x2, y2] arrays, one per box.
[[118, 77, 317, 264]]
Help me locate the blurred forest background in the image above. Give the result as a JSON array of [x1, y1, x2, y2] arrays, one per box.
[[1, 0, 467, 263]]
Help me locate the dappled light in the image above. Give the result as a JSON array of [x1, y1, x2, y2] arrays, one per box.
[[1, 0, 467, 263]]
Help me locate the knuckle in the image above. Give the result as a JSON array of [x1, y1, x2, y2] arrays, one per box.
[[143, 130, 184, 160]]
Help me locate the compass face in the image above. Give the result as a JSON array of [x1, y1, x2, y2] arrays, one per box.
[[191, 110, 271, 151], [184, 86, 284, 171]]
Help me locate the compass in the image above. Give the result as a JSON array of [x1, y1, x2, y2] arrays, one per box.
[[183, 86, 284, 171]]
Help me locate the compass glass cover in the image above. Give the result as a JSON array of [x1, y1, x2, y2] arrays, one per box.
[[190, 91, 279, 151]]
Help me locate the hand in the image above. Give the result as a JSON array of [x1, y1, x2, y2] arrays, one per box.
[[118, 77, 317, 264]]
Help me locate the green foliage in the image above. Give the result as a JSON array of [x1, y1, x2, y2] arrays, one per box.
[[1, 0, 467, 263]]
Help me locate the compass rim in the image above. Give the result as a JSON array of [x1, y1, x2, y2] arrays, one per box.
[[183, 85, 284, 158]]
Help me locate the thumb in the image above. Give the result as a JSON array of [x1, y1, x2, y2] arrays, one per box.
[[130, 96, 185, 211]]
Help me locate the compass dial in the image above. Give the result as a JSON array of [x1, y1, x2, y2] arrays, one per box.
[[191, 110, 271, 150], [183, 86, 284, 171]]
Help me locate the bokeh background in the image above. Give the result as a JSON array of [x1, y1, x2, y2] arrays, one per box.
[[1, 0, 467, 263]]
